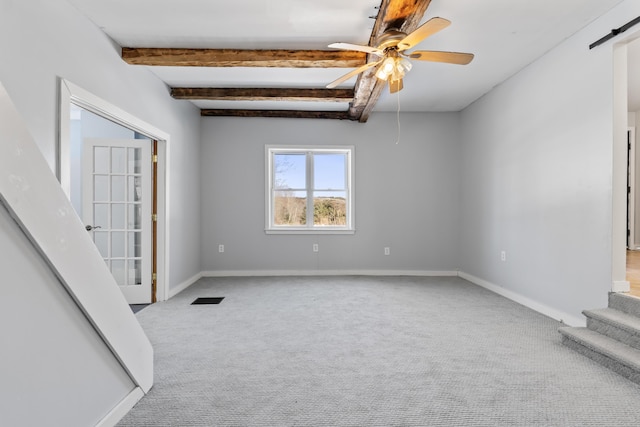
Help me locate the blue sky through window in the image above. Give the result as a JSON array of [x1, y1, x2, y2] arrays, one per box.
[[274, 153, 346, 194]]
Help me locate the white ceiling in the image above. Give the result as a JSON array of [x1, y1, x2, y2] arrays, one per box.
[[66, 0, 628, 114]]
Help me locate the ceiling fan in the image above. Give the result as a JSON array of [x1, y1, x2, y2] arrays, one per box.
[[327, 17, 474, 93]]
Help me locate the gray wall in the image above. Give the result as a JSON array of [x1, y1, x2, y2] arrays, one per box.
[[200, 113, 461, 273], [0, 202, 135, 426], [457, 1, 640, 320], [0, 0, 202, 292]]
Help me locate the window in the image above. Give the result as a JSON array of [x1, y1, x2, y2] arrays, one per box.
[[266, 146, 354, 234]]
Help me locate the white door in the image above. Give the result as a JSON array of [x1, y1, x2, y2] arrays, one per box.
[[82, 138, 152, 304]]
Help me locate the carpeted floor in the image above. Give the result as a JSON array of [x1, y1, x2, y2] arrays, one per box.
[[118, 276, 640, 426]]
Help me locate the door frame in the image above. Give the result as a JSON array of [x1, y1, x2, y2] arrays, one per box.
[[58, 79, 170, 302], [613, 29, 640, 293], [629, 127, 637, 250]]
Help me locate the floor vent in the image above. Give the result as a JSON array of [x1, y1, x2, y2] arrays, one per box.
[[191, 297, 225, 305]]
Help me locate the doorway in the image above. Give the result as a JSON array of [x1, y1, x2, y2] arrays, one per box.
[[623, 36, 640, 298], [59, 79, 169, 303]]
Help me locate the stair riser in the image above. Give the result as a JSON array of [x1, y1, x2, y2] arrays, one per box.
[[609, 293, 640, 317], [561, 336, 640, 385], [586, 318, 640, 351]]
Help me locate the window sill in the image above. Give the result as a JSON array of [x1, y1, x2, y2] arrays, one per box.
[[265, 228, 355, 235]]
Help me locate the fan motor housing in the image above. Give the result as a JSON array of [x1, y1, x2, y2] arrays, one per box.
[[377, 29, 407, 50]]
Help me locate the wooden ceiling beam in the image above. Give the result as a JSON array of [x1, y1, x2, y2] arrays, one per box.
[[200, 109, 354, 120], [350, 0, 433, 122], [171, 87, 354, 102], [122, 48, 366, 68]]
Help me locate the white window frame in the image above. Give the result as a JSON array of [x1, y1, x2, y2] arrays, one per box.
[[265, 145, 354, 234]]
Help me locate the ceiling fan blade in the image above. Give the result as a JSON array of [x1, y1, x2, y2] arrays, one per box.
[[397, 17, 451, 51], [328, 42, 383, 57], [409, 51, 474, 65], [326, 60, 382, 89], [389, 79, 403, 94]]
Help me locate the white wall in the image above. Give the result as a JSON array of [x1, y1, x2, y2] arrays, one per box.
[[0, 0, 201, 291], [458, 0, 640, 323], [0, 202, 136, 426], [200, 113, 461, 273]]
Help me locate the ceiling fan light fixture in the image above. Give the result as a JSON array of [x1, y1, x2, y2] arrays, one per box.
[[375, 57, 396, 80], [375, 56, 412, 82]]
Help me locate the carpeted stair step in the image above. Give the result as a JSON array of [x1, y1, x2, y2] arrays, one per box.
[[583, 308, 640, 351], [608, 292, 640, 317], [559, 326, 640, 385]]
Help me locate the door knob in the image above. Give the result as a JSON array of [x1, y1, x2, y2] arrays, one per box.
[[85, 225, 102, 231]]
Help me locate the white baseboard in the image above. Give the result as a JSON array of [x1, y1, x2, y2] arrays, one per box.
[[168, 272, 203, 299], [201, 270, 459, 278], [95, 387, 144, 427], [612, 280, 631, 293], [458, 271, 585, 327]]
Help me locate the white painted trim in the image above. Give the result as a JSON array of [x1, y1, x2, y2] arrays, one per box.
[[0, 83, 153, 390], [201, 270, 459, 278], [58, 79, 170, 302], [458, 271, 585, 327], [628, 127, 636, 249], [612, 280, 631, 292], [95, 387, 144, 427], [168, 271, 203, 298]]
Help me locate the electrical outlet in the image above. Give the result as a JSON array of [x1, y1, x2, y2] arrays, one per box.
[[313, 243, 319, 252], [219, 244, 224, 253], [384, 247, 390, 256], [501, 251, 506, 261]]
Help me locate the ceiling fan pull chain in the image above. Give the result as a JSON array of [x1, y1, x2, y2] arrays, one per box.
[[395, 89, 401, 145]]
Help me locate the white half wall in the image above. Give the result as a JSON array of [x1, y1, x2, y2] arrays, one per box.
[[458, 0, 640, 322], [200, 113, 461, 273], [0, 82, 150, 426]]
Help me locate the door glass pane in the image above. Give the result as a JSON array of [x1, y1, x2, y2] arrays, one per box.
[[111, 260, 125, 286], [128, 232, 142, 258], [314, 153, 346, 190], [128, 176, 142, 202], [128, 147, 141, 174], [314, 192, 347, 226], [274, 153, 305, 190], [111, 175, 125, 201], [94, 204, 108, 228], [128, 259, 142, 286], [111, 231, 125, 257], [94, 175, 108, 201], [128, 204, 142, 229], [94, 147, 109, 174], [93, 232, 108, 258], [273, 190, 306, 225], [111, 204, 125, 229], [111, 147, 126, 173]]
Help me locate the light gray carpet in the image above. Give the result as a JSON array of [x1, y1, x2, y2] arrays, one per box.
[[118, 276, 640, 426]]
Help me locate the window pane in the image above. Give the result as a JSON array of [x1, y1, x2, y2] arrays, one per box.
[[273, 190, 306, 225], [274, 154, 305, 190], [128, 147, 141, 174], [111, 204, 126, 229], [313, 192, 347, 226], [94, 147, 109, 174], [314, 153, 345, 190], [128, 231, 142, 258], [94, 175, 109, 201], [111, 147, 126, 173], [94, 203, 108, 228], [128, 259, 142, 286], [111, 175, 125, 201], [112, 231, 125, 257], [128, 204, 142, 229], [128, 176, 142, 202]]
